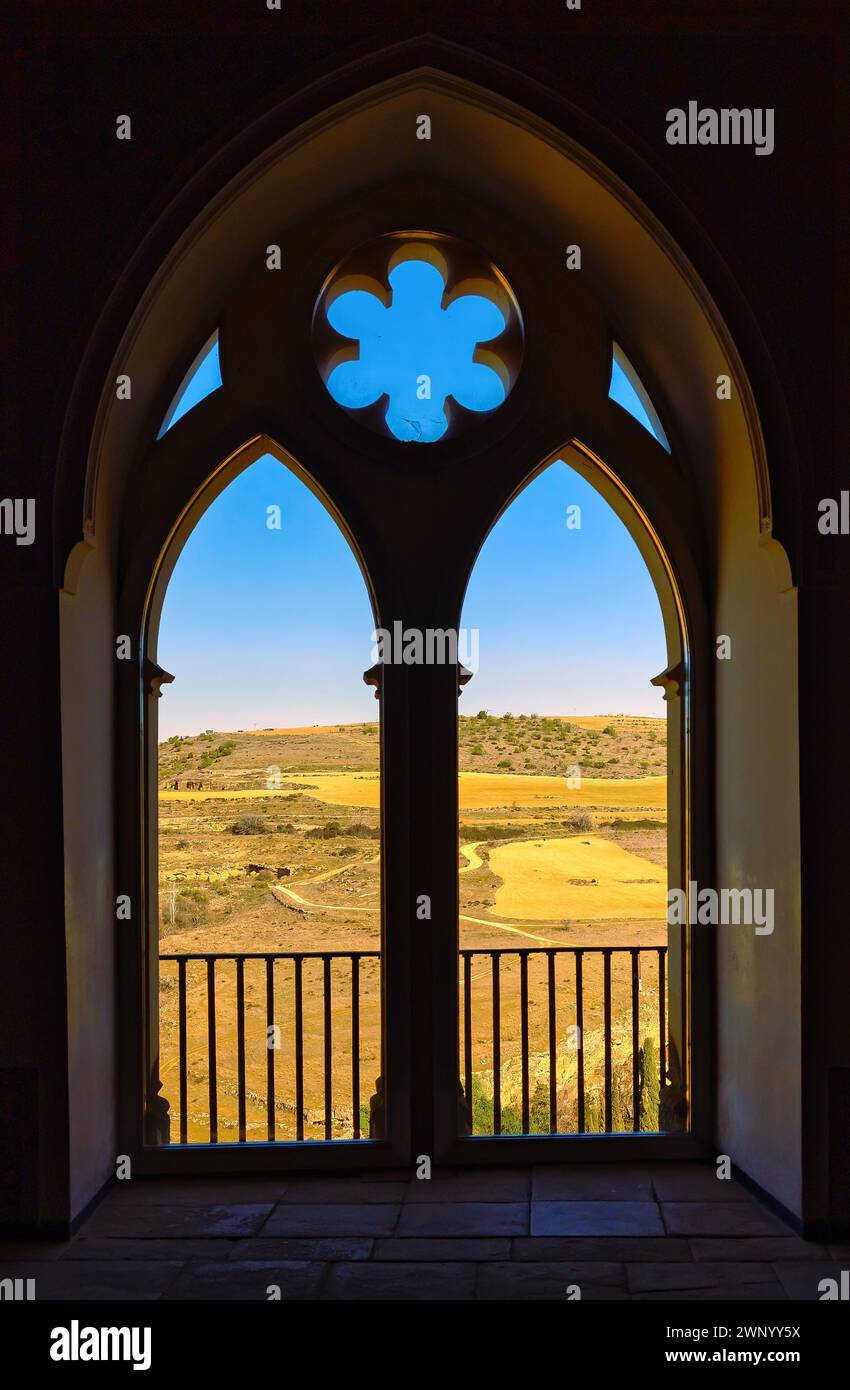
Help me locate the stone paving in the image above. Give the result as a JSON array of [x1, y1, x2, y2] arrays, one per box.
[[1, 1165, 846, 1300]]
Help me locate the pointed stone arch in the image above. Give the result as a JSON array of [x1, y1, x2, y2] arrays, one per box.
[[55, 42, 801, 1218]]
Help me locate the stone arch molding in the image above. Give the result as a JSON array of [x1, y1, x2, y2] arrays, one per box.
[[56, 53, 802, 1214], [61, 62, 786, 592]]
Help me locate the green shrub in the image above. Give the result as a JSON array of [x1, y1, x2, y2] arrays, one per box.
[[639, 1036, 661, 1131], [607, 818, 665, 830], [467, 1075, 553, 1136], [174, 887, 209, 928], [305, 819, 343, 840], [230, 815, 268, 835], [583, 1070, 629, 1133]]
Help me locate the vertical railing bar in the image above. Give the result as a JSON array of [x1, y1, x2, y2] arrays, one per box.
[[236, 957, 246, 1143], [295, 956, 304, 1142], [547, 950, 557, 1134], [206, 958, 217, 1143], [323, 955, 332, 1141], [520, 953, 530, 1134], [265, 956, 275, 1143], [658, 946, 667, 1106], [165, 944, 662, 1147], [492, 953, 501, 1136], [351, 954, 360, 1141], [631, 949, 640, 1133], [603, 949, 613, 1132], [464, 953, 472, 1116], [177, 959, 187, 1145], [576, 950, 585, 1133]]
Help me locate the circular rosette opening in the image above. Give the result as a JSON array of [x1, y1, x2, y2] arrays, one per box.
[[313, 231, 523, 444]]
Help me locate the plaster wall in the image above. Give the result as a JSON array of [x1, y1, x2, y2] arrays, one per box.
[[59, 71, 802, 1219]]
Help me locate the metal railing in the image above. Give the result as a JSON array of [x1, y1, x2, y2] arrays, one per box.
[[460, 945, 667, 1135], [159, 950, 380, 1144], [159, 944, 667, 1143]]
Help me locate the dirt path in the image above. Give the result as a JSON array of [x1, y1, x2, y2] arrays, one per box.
[[271, 884, 378, 913], [458, 914, 563, 946], [292, 852, 381, 887], [273, 843, 563, 945], [459, 841, 485, 873]]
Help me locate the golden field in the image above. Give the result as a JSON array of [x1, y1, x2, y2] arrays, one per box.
[[160, 770, 665, 812], [156, 714, 668, 1142], [488, 834, 666, 922]]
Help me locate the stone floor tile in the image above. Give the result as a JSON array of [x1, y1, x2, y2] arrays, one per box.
[[513, 1236, 691, 1261], [634, 1282, 787, 1301], [0, 1239, 69, 1261], [276, 1179, 407, 1204], [164, 1260, 325, 1300], [532, 1164, 655, 1202], [358, 1168, 415, 1182], [62, 1237, 238, 1261], [405, 1169, 530, 1203], [651, 1167, 750, 1202], [690, 1236, 828, 1262], [84, 1203, 274, 1240], [662, 1202, 789, 1237], [397, 1202, 528, 1238], [0, 1260, 183, 1300], [322, 1261, 477, 1300], [772, 1261, 849, 1300], [228, 1237, 373, 1262], [97, 1177, 290, 1206], [259, 1204, 400, 1238], [372, 1237, 511, 1261], [627, 1261, 775, 1294], [477, 1261, 625, 1300], [531, 1201, 664, 1237]]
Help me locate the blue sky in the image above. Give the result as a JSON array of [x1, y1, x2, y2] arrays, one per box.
[[157, 454, 667, 738], [460, 460, 667, 718], [326, 259, 506, 442], [157, 263, 668, 736], [158, 335, 222, 438]]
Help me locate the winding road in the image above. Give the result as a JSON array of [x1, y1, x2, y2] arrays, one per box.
[[270, 841, 562, 944]]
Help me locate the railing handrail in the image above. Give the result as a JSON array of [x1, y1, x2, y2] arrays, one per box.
[[159, 946, 665, 960], [459, 945, 667, 958], [159, 949, 381, 961], [158, 942, 668, 1144]]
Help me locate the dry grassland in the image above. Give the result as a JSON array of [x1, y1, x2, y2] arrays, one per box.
[[157, 716, 668, 1142]]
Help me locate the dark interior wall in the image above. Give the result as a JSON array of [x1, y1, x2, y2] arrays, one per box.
[[2, 0, 845, 1229]]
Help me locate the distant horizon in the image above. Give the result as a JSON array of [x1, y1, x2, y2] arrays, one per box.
[[161, 710, 666, 741], [157, 455, 667, 739]]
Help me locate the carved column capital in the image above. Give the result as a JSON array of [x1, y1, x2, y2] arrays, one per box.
[[362, 662, 382, 699], [143, 657, 175, 699], [650, 660, 686, 702]]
